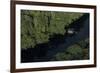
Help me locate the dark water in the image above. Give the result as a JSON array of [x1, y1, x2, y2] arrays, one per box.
[[21, 14, 89, 63]]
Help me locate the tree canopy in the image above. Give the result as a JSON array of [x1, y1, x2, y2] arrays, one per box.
[[21, 10, 83, 49], [52, 38, 89, 61]]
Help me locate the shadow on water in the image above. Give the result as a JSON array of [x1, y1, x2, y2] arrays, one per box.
[[21, 43, 49, 62], [21, 13, 89, 63]]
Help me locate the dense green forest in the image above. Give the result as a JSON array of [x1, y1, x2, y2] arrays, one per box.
[[21, 10, 83, 49]]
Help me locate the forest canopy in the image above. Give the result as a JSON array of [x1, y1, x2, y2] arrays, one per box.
[[21, 10, 83, 49]]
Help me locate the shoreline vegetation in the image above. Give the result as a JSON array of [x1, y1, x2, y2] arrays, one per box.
[[21, 10, 89, 63]]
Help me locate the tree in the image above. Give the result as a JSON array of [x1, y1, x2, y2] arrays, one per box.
[[66, 44, 83, 60], [21, 10, 83, 49], [52, 38, 89, 61], [52, 44, 83, 61]]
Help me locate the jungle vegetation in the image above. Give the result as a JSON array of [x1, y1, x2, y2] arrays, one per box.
[[51, 38, 89, 61], [21, 10, 89, 62], [21, 10, 83, 49]]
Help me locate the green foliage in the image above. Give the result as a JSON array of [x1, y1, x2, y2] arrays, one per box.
[[66, 44, 83, 59], [77, 38, 89, 48], [52, 53, 72, 61], [53, 44, 83, 61], [77, 38, 89, 59], [52, 38, 89, 61], [21, 10, 83, 49]]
